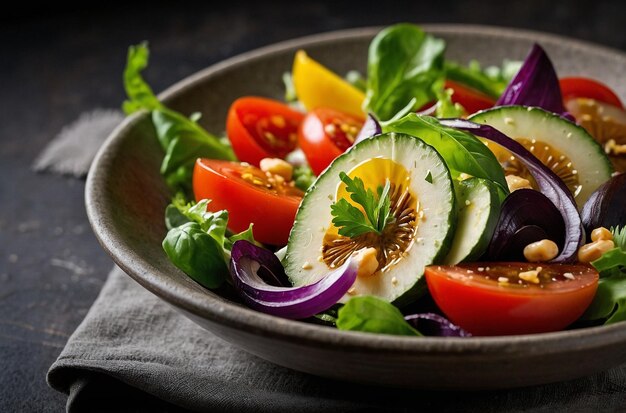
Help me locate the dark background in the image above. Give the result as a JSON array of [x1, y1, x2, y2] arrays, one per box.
[[1, 1, 625, 411]]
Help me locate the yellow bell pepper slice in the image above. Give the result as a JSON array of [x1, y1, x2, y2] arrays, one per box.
[[292, 50, 365, 118]]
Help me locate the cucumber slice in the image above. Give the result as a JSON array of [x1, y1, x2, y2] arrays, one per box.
[[469, 106, 613, 207], [285, 132, 456, 305], [443, 178, 500, 264]]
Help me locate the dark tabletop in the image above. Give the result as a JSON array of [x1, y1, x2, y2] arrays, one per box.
[[2, 1, 625, 411]]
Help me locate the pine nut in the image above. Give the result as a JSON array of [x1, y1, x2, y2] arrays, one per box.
[[590, 227, 613, 242], [523, 239, 559, 262], [578, 240, 615, 263]]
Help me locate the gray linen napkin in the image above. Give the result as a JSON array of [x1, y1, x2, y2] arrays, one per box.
[[45, 110, 626, 412]]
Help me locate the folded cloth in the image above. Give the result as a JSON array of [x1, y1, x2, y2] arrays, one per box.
[[47, 267, 626, 413]]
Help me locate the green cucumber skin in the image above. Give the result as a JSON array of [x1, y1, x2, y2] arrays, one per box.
[[285, 132, 456, 306], [469, 105, 613, 207], [445, 177, 500, 264]]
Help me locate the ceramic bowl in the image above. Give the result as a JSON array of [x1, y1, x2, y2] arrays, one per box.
[[86, 25, 626, 389]]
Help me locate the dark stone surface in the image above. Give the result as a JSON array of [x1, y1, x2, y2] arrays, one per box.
[[1, 1, 624, 411]]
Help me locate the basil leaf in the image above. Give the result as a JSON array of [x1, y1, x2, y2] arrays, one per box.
[[162, 222, 228, 289], [383, 114, 508, 196], [337, 296, 422, 336], [582, 273, 626, 324], [364, 24, 445, 121], [165, 203, 190, 230]]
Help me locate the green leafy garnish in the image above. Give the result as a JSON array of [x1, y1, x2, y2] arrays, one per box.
[[123, 43, 236, 195], [364, 23, 445, 121], [162, 196, 258, 289], [611, 225, 626, 250], [336, 296, 422, 336], [584, 226, 626, 324], [162, 222, 229, 289], [582, 274, 626, 324], [330, 172, 393, 238]]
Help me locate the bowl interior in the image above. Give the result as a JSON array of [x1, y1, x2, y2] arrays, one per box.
[[86, 25, 626, 382]]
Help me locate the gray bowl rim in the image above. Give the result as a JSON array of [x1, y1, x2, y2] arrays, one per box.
[[86, 24, 626, 357]]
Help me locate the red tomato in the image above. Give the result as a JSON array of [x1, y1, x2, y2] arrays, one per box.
[[445, 80, 496, 115], [226, 97, 305, 166], [559, 77, 623, 108], [298, 108, 364, 175], [425, 263, 598, 336], [193, 159, 304, 245]]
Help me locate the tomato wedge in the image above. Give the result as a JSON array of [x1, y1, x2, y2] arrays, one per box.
[[559, 77, 623, 108], [226, 97, 305, 166], [193, 159, 304, 245], [425, 263, 599, 336], [445, 80, 496, 115], [298, 108, 364, 175]]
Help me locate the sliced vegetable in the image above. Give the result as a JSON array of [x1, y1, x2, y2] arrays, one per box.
[[566, 98, 626, 172], [354, 113, 382, 144], [226, 97, 304, 166], [230, 240, 357, 319], [440, 118, 583, 263], [364, 23, 445, 121], [286, 132, 456, 305], [336, 296, 421, 336], [298, 108, 363, 175], [443, 177, 501, 264], [560, 77, 623, 108], [495, 44, 566, 115], [292, 50, 365, 117], [425, 263, 599, 335], [581, 173, 626, 239], [193, 159, 303, 245], [469, 106, 613, 207], [404, 313, 471, 337], [488, 189, 564, 261]]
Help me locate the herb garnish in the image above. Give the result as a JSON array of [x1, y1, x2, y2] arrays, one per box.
[[330, 172, 393, 238]]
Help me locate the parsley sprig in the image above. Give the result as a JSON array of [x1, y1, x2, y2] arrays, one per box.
[[330, 172, 393, 238]]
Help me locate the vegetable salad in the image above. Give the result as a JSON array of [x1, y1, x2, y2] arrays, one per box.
[[123, 23, 626, 337]]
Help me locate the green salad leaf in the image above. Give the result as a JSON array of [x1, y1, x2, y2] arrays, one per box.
[[583, 226, 626, 324], [582, 274, 626, 324], [345, 70, 367, 93], [383, 114, 509, 196], [364, 23, 445, 121], [330, 173, 393, 237], [163, 222, 229, 289], [162, 196, 258, 289], [123, 43, 236, 195], [336, 296, 422, 336]]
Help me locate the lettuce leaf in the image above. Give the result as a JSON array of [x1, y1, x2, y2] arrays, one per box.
[[364, 24, 445, 121]]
